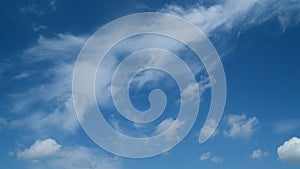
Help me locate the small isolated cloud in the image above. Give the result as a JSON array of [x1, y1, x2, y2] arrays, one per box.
[[277, 137, 300, 164], [199, 151, 211, 161], [17, 138, 61, 162], [273, 119, 300, 134], [32, 25, 47, 32], [223, 114, 259, 139], [199, 151, 223, 163], [211, 156, 223, 163], [250, 149, 268, 159], [13, 71, 32, 80], [17, 138, 121, 169]]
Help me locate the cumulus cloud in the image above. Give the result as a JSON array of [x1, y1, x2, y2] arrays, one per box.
[[250, 149, 268, 159], [223, 114, 259, 139], [17, 138, 121, 169], [199, 151, 223, 163], [17, 138, 61, 162], [277, 137, 300, 164]]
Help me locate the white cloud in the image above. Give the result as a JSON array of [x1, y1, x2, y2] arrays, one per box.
[[19, 0, 59, 15], [17, 138, 121, 169], [155, 118, 174, 134], [162, 0, 300, 35], [9, 34, 87, 134], [49, 147, 120, 169], [23, 34, 87, 63], [8, 0, 300, 161], [10, 66, 79, 133], [181, 82, 199, 102], [17, 138, 61, 162], [20, 4, 44, 15], [250, 149, 268, 159], [154, 118, 184, 141], [277, 137, 300, 164], [199, 151, 211, 161], [32, 25, 47, 32], [199, 119, 219, 140], [13, 71, 32, 80], [273, 119, 300, 134], [223, 114, 259, 139], [211, 156, 223, 163], [199, 151, 223, 163]]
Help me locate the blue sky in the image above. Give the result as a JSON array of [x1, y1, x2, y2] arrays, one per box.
[[1, 0, 300, 168]]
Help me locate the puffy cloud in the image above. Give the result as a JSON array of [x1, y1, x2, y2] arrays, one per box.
[[17, 138, 61, 162], [223, 114, 259, 139], [199, 151, 223, 163], [277, 137, 300, 164], [250, 149, 268, 159], [17, 138, 121, 169]]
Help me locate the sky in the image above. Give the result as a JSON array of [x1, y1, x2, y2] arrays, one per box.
[[1, 0, 300, 168]]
